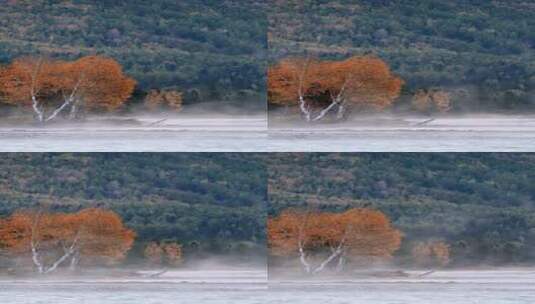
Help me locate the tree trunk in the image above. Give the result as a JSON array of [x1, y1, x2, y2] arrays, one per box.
[[299, 246, 311, 274], [312, 101, 338, 121], [31, 242, 44, 274], [312, 248, 342, 274], [69, 102, 78, 120], [336, 103, 346, 120], [31, 95, 44, 123], [336, 255, 345, 272], [69, 251, 80, 271], [45, 98, 73, 122], [43, 249, 74, 274], [298, 96, 311, 122]]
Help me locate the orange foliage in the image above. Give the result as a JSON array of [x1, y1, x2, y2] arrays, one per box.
[[0, 56, 135, 113], [411, 90, 432, 112], [411, 89, 452, 113], [411, 241, 450, 267], [144, 89, 183, 111], [0, 208, 135, 267], [432, 91, 452, 113], [144, 242, 182, 266], [74, 208, 136, 263], [144, 242, 163, 265], [72, 56, 136, 111], [163, 243, 183, 266], [0, 58, 64, 107], [268, 208, 402, 260], [268, 56, 403, 115]]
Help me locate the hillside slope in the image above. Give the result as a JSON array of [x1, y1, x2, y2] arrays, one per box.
[[268, 153, 535, 264], [0, 153, 267, 252], [0, 1, 267, 106], [269, 0, 535, 111]]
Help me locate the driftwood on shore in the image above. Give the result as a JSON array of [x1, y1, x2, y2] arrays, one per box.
[[416, 270, 436, 277], [146, 118, 168, 127], [355, 269, 436, 278], [145, 269, 168, 278], [414, 118, 436, 126]]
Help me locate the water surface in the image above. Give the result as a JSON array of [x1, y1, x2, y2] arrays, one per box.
[[1, 269, 533, 303]]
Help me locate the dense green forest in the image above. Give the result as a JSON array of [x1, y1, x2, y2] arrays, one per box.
[[269, 0, 535, 111], [268, 153, 535, 266], [0, 1, 266, 109], [0, 153, 267, 258]]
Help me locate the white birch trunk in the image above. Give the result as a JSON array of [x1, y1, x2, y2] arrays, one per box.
[[45, 98, 72, 122], [336, 102, 346, 120], [312, 248, 343, 274], [69, 251, 80, 271], [31, 95, 44, 123], [43, 236, 78, 274], [298, 95, 311, 121], [43, 250, 73, 274], [312, 100, 339, 121], [69, 101, 78, 120], [311, 79, 348, 122], [336, 255, 345, 272], [31, 241, 44, 274], [45, 77, 82, 122], [299, 244, 312, 274]]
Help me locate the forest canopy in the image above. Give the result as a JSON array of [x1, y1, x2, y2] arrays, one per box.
[[0, 153, 267, 260], [269, 0, 535, 112], [0, 1, 267, 107], [268, 153, 535, 266]]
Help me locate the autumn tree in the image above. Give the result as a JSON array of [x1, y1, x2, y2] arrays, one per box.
[[268, 208, 402, 274], [144, 89, 183, 112], [268, 56, 403, 122], [144, 242, 164, 265], [163, 243, 183, 266], [0, 208, 135, 274], [411, 241, 450, 268], [412, 89, 452, 114], [144, 242, 183, 266], [0, 56, 136, 123]]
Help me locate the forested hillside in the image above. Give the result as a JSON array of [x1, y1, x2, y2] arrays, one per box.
[[0, 1, 267, 107], [0, 153, 267, 256], [268, 153, 535, 265], [269, 0, 535, 111]]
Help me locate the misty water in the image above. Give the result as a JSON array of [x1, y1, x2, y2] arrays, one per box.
[[268, 114, 535, 152], [268, 269, 535, 304], [0, 269, 267, 304], [4, 114, 535, 152], [0, 115, 268, 152], [1, 269, 534, 303]]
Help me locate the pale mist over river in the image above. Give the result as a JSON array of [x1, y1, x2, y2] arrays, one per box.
[[269, 269, 535, 304], [0, 269, 267, 304], [0, 114, 268, 152], [268, 114, 535, 152], [1, 269, 534, 303], [3, 114, 535, 151]]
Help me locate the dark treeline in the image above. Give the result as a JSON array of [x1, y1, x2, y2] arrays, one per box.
[[269, 0, 535, 112], [268, 153, 535, 266], [0, 1, 267, 109], [0, 153, 267, 259]]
